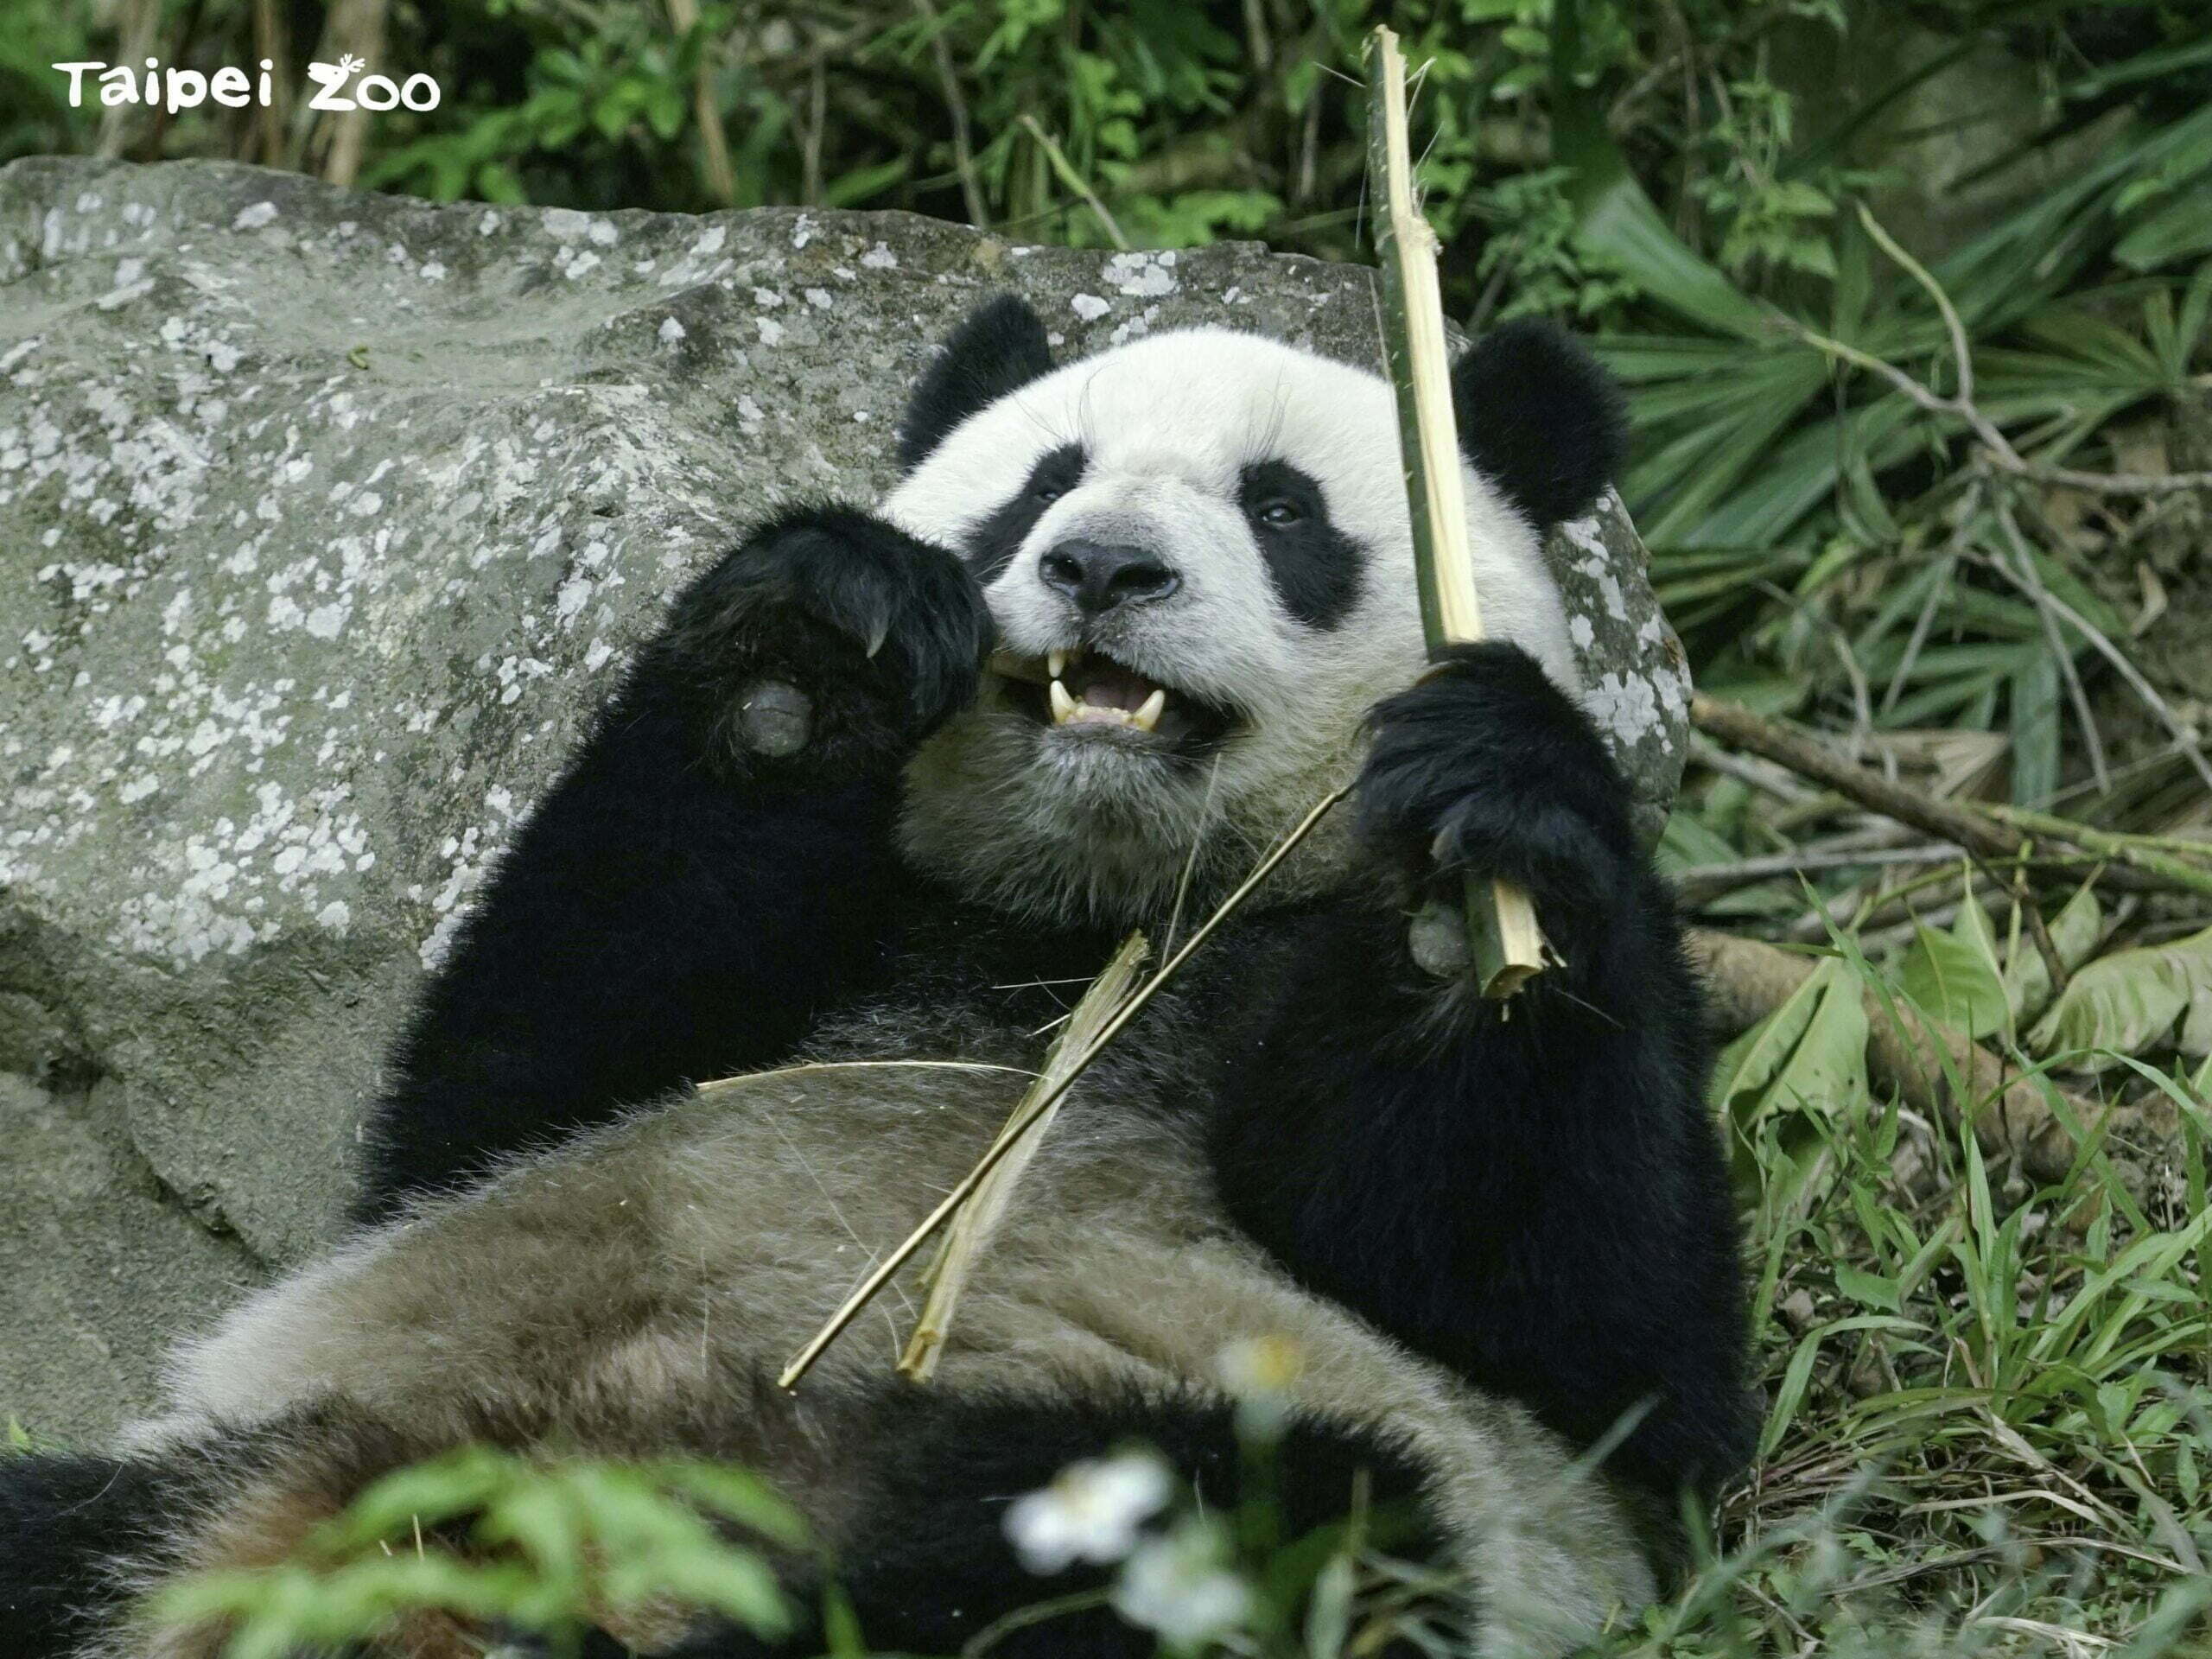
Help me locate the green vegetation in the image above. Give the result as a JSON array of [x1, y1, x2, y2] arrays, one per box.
[[6, 0, 2209, 1652], [153, 1449, 806, 1657]]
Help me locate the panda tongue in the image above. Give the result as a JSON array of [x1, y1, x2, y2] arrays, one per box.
[[1070, 661, 1157, 713]]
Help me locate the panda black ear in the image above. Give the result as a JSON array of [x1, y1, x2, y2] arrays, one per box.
[[898, 296, 1055, 472], [1450, 319, 1626, 531]]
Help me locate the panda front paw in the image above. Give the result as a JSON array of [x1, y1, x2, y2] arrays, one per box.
[[648, 505, 990, 780], [1356, 643, 1637, 976]]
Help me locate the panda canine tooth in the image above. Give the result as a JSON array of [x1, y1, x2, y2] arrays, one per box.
[[1049, 680, 1077, 723], [1131, 690, 1167, 732], [1047, 649, 1068, 680]]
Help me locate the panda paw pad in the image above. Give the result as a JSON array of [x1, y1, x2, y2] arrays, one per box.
[[654, 505, 990, 776]]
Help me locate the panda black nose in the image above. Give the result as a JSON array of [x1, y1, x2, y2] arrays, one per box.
[[1039, 540, 1180, 615]]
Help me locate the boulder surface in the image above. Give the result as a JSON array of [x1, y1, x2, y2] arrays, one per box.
[[0, 156, 1689, 1440]]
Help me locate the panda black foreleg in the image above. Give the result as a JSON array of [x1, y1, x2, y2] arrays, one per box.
[[357, 506, 989, 1221], [1211, 643, 1754, 1516]]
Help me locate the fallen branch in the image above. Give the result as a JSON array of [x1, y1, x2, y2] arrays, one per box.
[[1688, 694, 2212, 901], [1689, 929, 2115, 1183], [1674, 842, 1968, 906]]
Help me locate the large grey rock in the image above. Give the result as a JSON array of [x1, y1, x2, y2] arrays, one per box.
[[0, 156, 1689, 1438]]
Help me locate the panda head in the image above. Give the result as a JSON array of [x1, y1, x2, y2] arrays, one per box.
[[880, 296, 1624, 927]]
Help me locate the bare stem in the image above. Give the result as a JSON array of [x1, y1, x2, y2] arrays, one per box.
[[1019, 116, 1128, 251], [1783, 245, 2212, 502]]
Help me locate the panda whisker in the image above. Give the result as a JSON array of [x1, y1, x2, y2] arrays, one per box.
[[1250, 372, 1292, 466], [1545, 981, 1626, 1033], [1074, 365, 1107, 453]]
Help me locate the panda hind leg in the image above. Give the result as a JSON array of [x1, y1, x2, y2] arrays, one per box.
[[0, 1445, 213, 1658], [666, 1385, 1443, 1659]]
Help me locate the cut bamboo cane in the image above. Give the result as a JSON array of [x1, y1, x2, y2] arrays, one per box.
[[1365, 25, 1549, 1000], [898, 932, 1151, 1381]]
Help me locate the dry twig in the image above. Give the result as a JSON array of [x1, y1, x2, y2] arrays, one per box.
[[1783, 207, 2212, 499], [914, 0, 988, 229], [898, 934, 1150, 1381], [779, 787, 1351, 1389], [666, 0, 737, 206], [1019, 117, 1128, 251], [1689, 695, 2212, 900]]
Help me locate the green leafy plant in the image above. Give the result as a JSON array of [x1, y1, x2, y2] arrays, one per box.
[[153, 1446, 805, 1659]]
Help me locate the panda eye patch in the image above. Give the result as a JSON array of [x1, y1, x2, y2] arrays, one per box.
[[1237, 458, 1363, 630], [966, 442, 1087, 582]]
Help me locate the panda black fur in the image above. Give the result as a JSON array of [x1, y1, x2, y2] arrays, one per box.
[[1, 298, 1751, 1659]]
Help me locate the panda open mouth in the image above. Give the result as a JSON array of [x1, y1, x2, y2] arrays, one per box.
[[988, 646, 1239, 752]]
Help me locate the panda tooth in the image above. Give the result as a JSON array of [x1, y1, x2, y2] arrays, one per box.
[[1131, 690, 1167, 733], [1049, 680, 1077, 724], [1048, 649, 1068, 680]]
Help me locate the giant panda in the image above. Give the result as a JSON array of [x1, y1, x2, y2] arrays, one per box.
[[0, 296, 1752, 1659]]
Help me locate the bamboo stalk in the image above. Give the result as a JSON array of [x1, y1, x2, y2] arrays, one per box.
[[898, 933, 1151, 1381], [1365, 25, 1548, 1000], [778, 786, 1350, 1390]]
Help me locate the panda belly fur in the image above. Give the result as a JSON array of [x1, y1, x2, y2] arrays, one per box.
[[130, 979, 1649, 1659], [1, 297, 1749, 1659]]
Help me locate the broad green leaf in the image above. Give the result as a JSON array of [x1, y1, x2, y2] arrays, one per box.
[[1713, 956, 1871, 1123], [2028, 924, 2212, 1067], [1835, 1262, 1900, 1313], [1548, 73, 1768, 340], [2011, 652, 2062, 807], [1712, 959, 1827, 1116], [1759, 1325, 1825, 1461], [2117, 188, 2212, 272], [1304, 1550, 1357, 1659], [1897, 908, 2009, 1042]]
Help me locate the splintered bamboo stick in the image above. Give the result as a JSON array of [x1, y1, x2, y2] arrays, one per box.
[[778, 785, 1349, 1390], [1366, 25, 1549, 1000], [897, 932, 1151, 1382]]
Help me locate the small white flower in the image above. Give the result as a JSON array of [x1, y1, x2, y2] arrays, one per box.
[[1111, 1521, 1255, 1648], [1217, 1333, 1303, 1443], [1214, 1333, 1303, 1397], [1004, 1451, 1172, 1573]]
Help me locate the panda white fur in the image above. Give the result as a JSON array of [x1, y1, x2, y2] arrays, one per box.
[[0, 298, 1752, 1659]]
